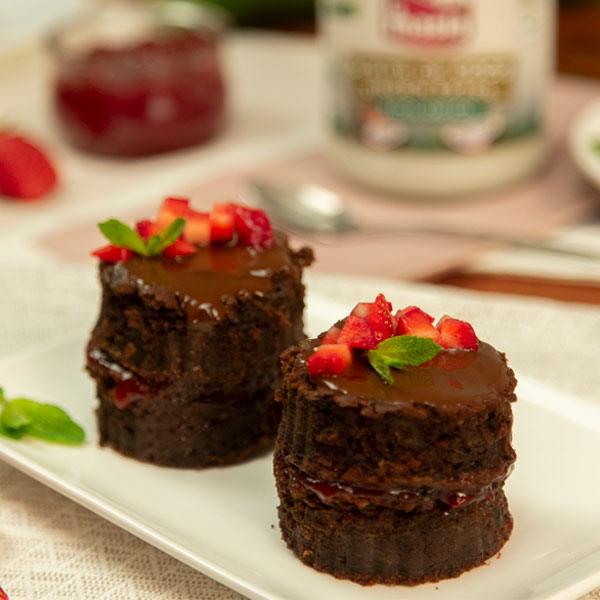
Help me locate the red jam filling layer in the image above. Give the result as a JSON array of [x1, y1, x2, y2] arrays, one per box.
[[300, 472, 496, 509], [53, 30, 225, 156], [87, 345, 149, 410]]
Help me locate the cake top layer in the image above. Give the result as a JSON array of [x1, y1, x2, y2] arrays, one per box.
[[92, 197, 311, 322], [302, 337, 513, 415], [105, 232, 295, 322], [300, 293, 515, 415]]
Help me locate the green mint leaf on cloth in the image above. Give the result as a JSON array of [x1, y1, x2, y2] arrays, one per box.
[[367, 336, 442, 385], [0, 393, 85, 444], [146, 217, 185, 255], [98, 219, 148, 256]]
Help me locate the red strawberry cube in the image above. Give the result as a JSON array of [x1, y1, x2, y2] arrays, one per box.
[[184, 211, 210, 244], [156, 196, 190, 228], [396, 306, 439, 339], [339, 315, 378, 349], [162, 238, 197, 259], [136, 219, 161, 240], [365, 293, 394, 341], [322, 325, 343, 345], [91, 244, 133, 262], [210, 203, 236, 243], [233, 205, 275, 249], [436, 315, 478, 350], [306, 344, 353, 376]]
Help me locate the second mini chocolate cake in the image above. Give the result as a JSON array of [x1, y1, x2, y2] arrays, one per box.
[[87, 199, 312, 467], [274, 296, 517, 585]]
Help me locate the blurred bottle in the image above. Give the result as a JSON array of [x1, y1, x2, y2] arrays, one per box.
[[320, 0, 556, 197]]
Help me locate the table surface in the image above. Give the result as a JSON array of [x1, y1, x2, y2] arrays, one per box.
[[1, 10, 600, 600]]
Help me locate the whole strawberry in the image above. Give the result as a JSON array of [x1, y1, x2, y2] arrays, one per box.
[[0, 132, 58, 200]]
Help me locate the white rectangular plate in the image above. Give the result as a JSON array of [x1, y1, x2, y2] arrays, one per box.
[[0, 295, 599, 600]]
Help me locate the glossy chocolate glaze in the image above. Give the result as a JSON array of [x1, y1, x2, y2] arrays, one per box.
[[303, 338, 513, 414], [109, 235, 293, 322]]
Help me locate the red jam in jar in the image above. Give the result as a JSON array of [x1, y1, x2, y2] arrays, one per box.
[[49, 2, 226, 156]]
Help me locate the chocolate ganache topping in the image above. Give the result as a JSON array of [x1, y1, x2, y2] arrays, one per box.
[[107, 232, 294, 322], [302, 337, 514, 415]]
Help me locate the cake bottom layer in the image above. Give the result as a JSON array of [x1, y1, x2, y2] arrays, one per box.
[[275, 452, 513, 586], [95, 382, 281, 468]]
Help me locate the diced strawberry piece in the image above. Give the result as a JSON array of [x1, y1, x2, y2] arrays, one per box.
[[322, 325, 343, 345], [162, 238, 197, 259], [184, 211, 210, 244], [394, 316, 408, 335], [339, 315, 379, 349], [91, 244, 133, 262], [136, 219, 161, 240], [210, 203, 236, 243], [351, 302, 370, 318], [436, 315, 478, 350], [0, 132, 58, 200], [156, 196, 190, 228], [396, 306, 439, 340], [0, 585, 8, 600], [233, 205, 275, 249], [349, 294, 393, 343], [365, 293, 394, 342], [306, 344, 353, 376]]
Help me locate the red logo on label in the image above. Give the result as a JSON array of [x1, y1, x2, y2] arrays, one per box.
[[386, 0, 473, 47]]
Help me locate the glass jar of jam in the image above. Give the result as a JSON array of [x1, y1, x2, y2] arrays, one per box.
[[48, 0, 227, 157]]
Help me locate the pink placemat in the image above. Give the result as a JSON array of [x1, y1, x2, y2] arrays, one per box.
[[37, 76, 600, 280]]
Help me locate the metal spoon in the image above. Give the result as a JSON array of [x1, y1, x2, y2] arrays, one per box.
[[245, 180, 600, 260]]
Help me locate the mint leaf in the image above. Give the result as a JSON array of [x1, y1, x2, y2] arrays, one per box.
[[98, 217, 188, 257], [366, 350, 394, 385], [0, 386, 5, 405], [98, 219, 149, 256], [0, 422, 23, 439], [146, 217, 185, 255], [376, 336, 442, 366], [366, 336, 442, 385], [1, 401, 32, 429], [0, 394, 85, 445]]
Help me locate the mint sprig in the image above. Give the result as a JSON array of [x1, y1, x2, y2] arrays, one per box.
[[98, 218, 186, 257], [0, 387, 85, 444], [367, 336, 442, 385]]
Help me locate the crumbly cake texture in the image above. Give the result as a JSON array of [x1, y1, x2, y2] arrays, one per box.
[[274, 332, 517, 586], [87, 234, 313, 467]]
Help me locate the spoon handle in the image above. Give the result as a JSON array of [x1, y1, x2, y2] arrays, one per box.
[[360, 224, 600, 260]]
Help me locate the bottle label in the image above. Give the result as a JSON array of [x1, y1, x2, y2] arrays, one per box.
[[321, 0, 554, 154]]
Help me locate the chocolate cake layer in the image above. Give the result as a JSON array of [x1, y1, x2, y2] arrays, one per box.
[[276, 338, 516, 487], [94, 370, 281, 467], [276, 446, 513, 586], [89, 234, 312, 392]]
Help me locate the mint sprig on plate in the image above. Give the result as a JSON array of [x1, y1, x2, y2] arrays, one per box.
[[367, 336, 442, 385], [98, 217, 185, 257], [0, 387, 85, 444]]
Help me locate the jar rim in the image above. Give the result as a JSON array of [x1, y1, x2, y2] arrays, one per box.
[[47, 0, 229, 58]]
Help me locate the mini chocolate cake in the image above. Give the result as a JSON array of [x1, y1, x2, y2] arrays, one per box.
[[87, 200, 312, 467], [274, 298, 517, 586]]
